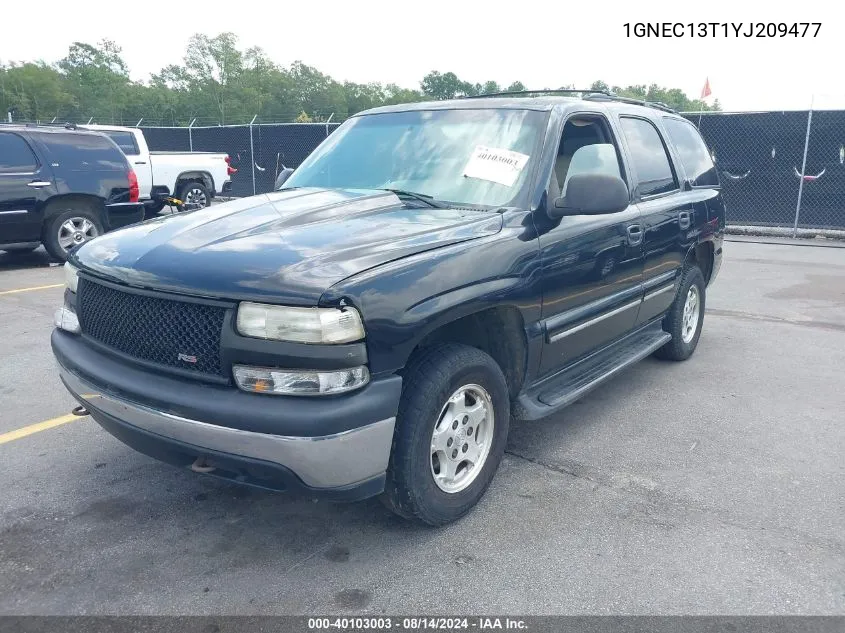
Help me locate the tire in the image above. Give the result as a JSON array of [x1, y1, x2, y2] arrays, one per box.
[[177, 182, 211, 211], [42, 204, 104, 262], [381, 343, 510, 526], [654, 264, 706, 361]]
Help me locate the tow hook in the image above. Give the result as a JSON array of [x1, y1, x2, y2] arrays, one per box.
[[71, 405, 89, 417], [191, 456, 216, 474]]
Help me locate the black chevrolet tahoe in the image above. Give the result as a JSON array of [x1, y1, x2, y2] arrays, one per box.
[[52, 92, 724, 525], [0, 125, 144, 260]]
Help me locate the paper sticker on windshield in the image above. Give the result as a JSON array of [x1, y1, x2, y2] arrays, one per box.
[[463, 145, 529, 187]]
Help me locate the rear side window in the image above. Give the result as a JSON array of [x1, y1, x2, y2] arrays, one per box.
[[619, 117, 678, 197], [662, 118, 719, 187], [0, 132, 39, 173], [104, 131, 140, 156], [41, 132, 127, 171]]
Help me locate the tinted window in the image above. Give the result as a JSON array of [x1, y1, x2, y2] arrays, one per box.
[[41, 132, 127, 171], [0, 132, 38, 173], [619, 117, 677, 196], [663, 118, 719, 186], [104, 131, 139, 155]]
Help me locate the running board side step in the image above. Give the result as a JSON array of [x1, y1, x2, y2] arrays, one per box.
[[514, 323, 672, 421]]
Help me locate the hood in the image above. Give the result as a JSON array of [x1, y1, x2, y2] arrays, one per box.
[[72, 188, 503, 305]]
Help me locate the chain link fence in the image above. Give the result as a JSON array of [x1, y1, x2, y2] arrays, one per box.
[[682, 109, 845, 231], [135, 111, 845, 231], [140, 122, 341, 198]]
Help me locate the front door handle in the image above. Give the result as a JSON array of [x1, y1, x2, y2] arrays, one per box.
[[679, 210, 692, 230], [626, 224, 643, 246], [27, 181, 52, 188]]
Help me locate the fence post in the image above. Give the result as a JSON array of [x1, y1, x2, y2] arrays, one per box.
[[188, 118, 196, 152], [249, 115, 258, 196], [792, 96, 814, 238]]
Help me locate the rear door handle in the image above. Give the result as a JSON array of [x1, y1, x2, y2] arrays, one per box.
[[679, 210, 692, 230], [27, 181, 52, 188], [134, 161, 147, 165], [626, 224, 643, 246]]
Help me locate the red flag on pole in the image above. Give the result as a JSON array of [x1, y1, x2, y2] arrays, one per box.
[[701, 78, 712, 99]]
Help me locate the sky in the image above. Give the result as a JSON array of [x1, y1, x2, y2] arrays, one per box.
[[1, 0, 843, 112]]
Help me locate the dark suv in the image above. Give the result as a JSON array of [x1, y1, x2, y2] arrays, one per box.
[[0, 125, 144, 261], [52, 92, 724, 525]]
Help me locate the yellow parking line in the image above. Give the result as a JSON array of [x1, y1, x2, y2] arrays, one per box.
[[0, 414, 80, 445], [0, 283, 63, 296]]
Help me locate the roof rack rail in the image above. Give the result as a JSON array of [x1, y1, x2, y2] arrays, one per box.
[[2, 121, 80, 130], [459, 89, 611, 99], [458, 89, 678, 113], [582, 93, 678, 113]]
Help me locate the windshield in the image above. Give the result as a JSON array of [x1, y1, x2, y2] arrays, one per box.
[[284, 108, 547, 208]]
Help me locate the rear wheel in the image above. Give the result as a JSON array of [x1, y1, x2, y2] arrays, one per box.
[[654, 264, 706, 361], [42, 204, 103, 262], [381, 343, 510, 526], [177, 182, 211, 211]]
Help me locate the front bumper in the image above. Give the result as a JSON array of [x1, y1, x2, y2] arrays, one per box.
[[52, 330, 401, 500]]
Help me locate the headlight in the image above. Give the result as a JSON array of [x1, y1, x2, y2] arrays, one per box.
[[64, 262, 79, 293], [233, 365, 370, 396], [236, 302, 365, 344], [54, 306, 81, 334]]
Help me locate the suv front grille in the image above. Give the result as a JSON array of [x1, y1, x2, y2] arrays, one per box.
[[77, 277, 226, 378]]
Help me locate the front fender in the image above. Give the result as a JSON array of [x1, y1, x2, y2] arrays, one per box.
[[320, 217, 543, 376]]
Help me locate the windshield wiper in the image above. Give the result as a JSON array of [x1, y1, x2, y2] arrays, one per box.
[[380, 188, 446, 209]]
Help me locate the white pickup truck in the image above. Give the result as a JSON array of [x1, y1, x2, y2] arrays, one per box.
[[81, 125, 235, 217]]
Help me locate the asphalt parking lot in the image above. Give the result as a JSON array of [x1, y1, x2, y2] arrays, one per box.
[[0, 238, 843, 615]]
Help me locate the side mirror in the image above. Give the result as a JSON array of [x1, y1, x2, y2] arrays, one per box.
[[550, 174, 630, 218], [274, 167, 294, 190]]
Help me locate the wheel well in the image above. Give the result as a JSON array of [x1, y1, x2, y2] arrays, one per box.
[[687, 241, 715, 285], [176, 172, 214, 195], [411, 306, 527, 398], [43, 194, 103, 221]]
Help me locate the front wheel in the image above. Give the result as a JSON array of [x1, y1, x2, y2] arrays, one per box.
[[381, 343, 510, 526], [654, 264, 706, 361]]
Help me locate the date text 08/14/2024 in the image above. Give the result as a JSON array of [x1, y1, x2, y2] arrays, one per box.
[[307, 618, 528, 630], [624, 22, 822, 37]]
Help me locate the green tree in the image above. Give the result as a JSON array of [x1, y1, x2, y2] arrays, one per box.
[[181, 32, 244, 124], [383, 83, 424, 106], [421, 71, 467, 100], [57, 40, 131, 122], [288, 61, 346, 121], [480, 80, 501, 95], [1, 40, 720, 125], [0, 62, 73, 121]]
